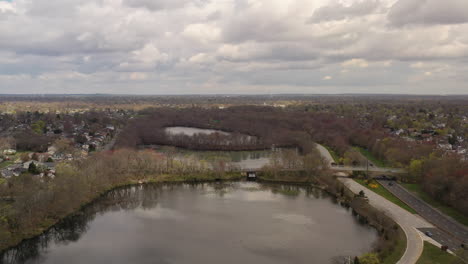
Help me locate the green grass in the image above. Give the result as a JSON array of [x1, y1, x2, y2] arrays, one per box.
[[382, 231, 407, 264], [355, 178, 417, 214], [353, 146, 388, 167], [0, 160, 14, 169], [323, 145, 340, 163], [402, 183, 468, 227], [416, 242, 458, 264]]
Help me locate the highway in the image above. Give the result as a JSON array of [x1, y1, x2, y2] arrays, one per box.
[[315, 143, 465, 264], [339, 177, 432, 264], [331, 165, 405, 173], [378, 180, 468, 246]]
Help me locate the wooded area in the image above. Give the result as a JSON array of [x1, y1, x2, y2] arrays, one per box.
[[116, 106, 468, 215]]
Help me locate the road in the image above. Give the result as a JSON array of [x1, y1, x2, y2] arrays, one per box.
[[315, 143, 335, 165], [377, 180, 468, 246], [331, 165, 405, 173], [339, 178, 432, 264], [316, 144, 438, 264], [315, 144, 405, 173], [102, 129, 120, 151], [417, 227, 462, 251]]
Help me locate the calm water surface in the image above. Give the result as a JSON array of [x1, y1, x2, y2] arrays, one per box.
[[164, 126, 230, 136], [2, 182, 377, 264]]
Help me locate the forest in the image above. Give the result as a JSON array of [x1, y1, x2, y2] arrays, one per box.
[[116, 106, 468, 215]]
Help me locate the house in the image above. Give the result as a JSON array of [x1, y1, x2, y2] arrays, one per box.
[[42, 162, 56, 171], [3, 149, 16, 155], [47, 146, 57, 155], [1, 164, 25, 178], [23, 160, 39, 169], [246, 171, 257, 180], [1, 169, 16, 178], [438, 143, 453, 151]]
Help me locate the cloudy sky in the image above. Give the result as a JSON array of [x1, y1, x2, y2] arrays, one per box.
[[0, 0, 468, 94]]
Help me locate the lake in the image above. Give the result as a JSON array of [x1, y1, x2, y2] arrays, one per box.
[[1, 182, 377, 264]]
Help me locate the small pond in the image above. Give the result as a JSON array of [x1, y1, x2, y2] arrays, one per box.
[[165, 126, 231, 136]]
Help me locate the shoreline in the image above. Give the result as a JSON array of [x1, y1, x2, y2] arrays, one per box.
[[0, 173, 243, 254], [1, 172, 402, 264]]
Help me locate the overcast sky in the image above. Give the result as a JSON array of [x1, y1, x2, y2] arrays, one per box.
[[1, 0, 468, 94]]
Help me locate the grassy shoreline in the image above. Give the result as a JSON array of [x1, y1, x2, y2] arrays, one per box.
[[2, 171, 320, 253], [354, 178, 417, 214], [0, 172, 243, 253], [1, 171, 406, 264]]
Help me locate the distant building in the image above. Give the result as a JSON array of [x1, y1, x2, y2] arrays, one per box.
[[3, 149, 16, 155]]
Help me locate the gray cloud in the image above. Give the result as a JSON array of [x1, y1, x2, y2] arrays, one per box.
[[309, 0, 380, 23], [0, 0, 467, 94], [388, 0, 468, 26], [123, 0, 209, 11]]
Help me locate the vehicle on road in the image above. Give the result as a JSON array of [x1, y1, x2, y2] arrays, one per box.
[[425, 231, 433, 237]]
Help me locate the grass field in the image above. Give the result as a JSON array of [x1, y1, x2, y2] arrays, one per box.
[[416, 242, 458, 264], [403, 183, 468, 227], [355, 178, 417, 214], [353, 146, 388, 167], [0, 160, 14, 169]]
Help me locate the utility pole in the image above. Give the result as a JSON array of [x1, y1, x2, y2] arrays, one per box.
[[366, 158, 369, 179]]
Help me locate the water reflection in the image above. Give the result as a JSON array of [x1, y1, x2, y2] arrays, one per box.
[[1, 182, 377, 264]]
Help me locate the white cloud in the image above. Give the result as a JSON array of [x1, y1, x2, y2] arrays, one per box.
[[182, 23, 221, 43], [341, 58, 369, 68], [0, 0, 467, 94], [128, 72, 148, 80]]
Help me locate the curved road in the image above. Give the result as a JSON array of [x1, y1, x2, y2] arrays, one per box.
[[339, 178, 432, 264], [316, 144, 429, 264]]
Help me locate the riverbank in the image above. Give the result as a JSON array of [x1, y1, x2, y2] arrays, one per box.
[[313, 173, 407, 263], [1, 171, 322, 254], [1, 170, 402, 264], [0, 171, 242, 253]]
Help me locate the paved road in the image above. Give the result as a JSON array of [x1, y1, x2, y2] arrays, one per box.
[[378, 180, 468, 245], [316, 144, 431, 264], [315, 144, 405, 173], [315, 143, 335, 165], [418, 227, 462, 251], [316, 144, 468, 263], [102, 129, 120, 151], [331, 165, 405, 173], [339, 178, 432, 264]]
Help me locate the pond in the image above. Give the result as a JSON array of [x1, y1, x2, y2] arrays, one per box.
[[153, 146, 274, 170], [1, 182, 378, 264], [164, 126, 231, 136]]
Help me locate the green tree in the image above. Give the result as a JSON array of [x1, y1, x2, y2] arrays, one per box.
[[28, 162, 39, 174], [408, 159, 424, 182], [31, 121, 46, 134], [354, 256, 360, 264]]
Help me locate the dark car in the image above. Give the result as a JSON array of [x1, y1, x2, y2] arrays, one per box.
[[425, 231, 433, 237], [388, 182, 394, 186]]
